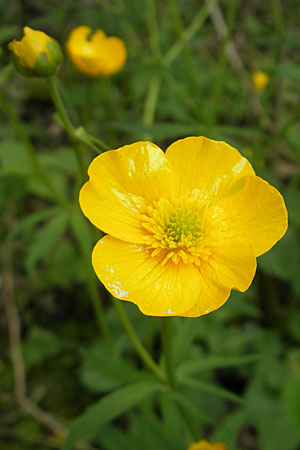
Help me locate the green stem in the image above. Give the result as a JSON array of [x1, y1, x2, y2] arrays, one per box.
[[46, 77, 86, 182], [76, 127, 110, 152], [142, 0, 162, 140], [166, 0, 203, 107], [0, 91, 67, 207], [208, 0, 239, 129], [142, 74, 161, 139], [112, 298, 167, 383], [164, 0, 217, 67], [147, 0, 161, 59], [161, 318, 175, 387]]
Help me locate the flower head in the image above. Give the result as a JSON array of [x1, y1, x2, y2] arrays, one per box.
[[252, 70, 269, 92], [79, 137, 287, 317], [188, 440, 227, 450], [66, 26, 126, 77], [8, 27, 63, 77]]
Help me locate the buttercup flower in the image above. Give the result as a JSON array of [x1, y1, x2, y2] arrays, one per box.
[[8, 27, 63, 77], [66, 26, 126, 76], [252, 70, 269, 92], [79, 137, 287, 317], [188, 440, 227, 450]]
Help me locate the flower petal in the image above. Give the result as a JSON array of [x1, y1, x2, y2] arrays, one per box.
[[97, 37, 127, 75], [165, 136, 255, 201], [211, 175, 288, 257], [92, 235, 202, 316], [184, 241, 255, 318], [80, 142, 174, 243], [183, 262, 231, 317], [207, 240, 257, 292]]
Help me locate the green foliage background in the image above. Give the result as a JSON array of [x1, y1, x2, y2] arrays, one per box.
[[1, 0, 300, 449]]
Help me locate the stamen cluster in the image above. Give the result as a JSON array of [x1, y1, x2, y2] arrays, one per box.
[[141, 197, 206, 265]]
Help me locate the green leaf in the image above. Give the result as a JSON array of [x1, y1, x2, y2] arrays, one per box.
[[0, 139, 30, 175], [282, 371, 300, 436], [70, 208, 95, 257], [80, 344, 151, 393], [26, 210, 69, 274], [8, 206, 60, 240], [0, 25, 19, 44], [23, 327, 63, 369], [259, 226, 300, 292], [62, 381, 160, 450], [168, 389, 214, 424], [178, 375, 243, 403], [176, 354, 260, 377], [96, 424, 143, 450]]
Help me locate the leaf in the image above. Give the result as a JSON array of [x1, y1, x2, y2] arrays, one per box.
[[7, 206, 60, 240], [282, 371, 300, 436], [40, 147, 77, 174], [0, 174, 27, 210], [62, 381, 160, 450], [168, 389, 214, 424], [0, 139, 30, 175], [176, 354, 260, 377], [80, 344, 150, 393], [259, 226, 300, 292], [70, 208, 95, 257], [0, 25, 19, 44], [22, 328, 64, 369], [178, 375, 243, 403], [26, 210, 69, 274], [96, 424, 143, 450], [211, 408, 247, 450]]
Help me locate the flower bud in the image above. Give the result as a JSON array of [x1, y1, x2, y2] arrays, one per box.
[[8, 27, 63, 77], [66, 26, 126, 77], [252, 70, 269, 93]]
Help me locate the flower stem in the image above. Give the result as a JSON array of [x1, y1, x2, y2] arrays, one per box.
[[208, 0, 239, 129], [161, 317, 176, 388], [142, 74, 161, 139], [0, 90, 67, 207], [112, 298, 167, 384], [46, 76, 86, 183], [164, 0, 218, 67]]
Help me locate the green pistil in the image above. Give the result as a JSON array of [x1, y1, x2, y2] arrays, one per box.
[[164, 208, 200, 243]]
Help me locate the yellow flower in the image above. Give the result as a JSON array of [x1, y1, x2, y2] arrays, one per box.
[[252, 71, 269, 92], [8, 26, 63, 77], [66, 26, 126, 77], [188, 440, 227, 450], [79, 137, 287, 317]]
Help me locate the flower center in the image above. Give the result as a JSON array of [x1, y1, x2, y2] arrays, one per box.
[[141, 197, 208, 265]]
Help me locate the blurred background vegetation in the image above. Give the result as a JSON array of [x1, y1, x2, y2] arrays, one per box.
[[1, 0, 300, 449]]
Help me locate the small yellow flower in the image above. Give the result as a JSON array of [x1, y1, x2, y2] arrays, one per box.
[[79, 137, 287, 317], [252, 71, 269, 92], [8, 27, 63, 77], [66, 26, 126, 77], [188, 440, 227, 450]]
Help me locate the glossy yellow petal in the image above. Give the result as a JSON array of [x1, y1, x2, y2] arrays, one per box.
[[66, 26, 126, 76], [165, 136, 255, 202], [207, 240, 257, 291], [183, 262, 231, 317], [66, 26, 96, 75], [212, 175, 288, 257], [79, 142, 175, 242], [92, 235, 201, 316], [188, 441, 227, 450], [97, 37, 127, 75], [74, 30, 107, 76]]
